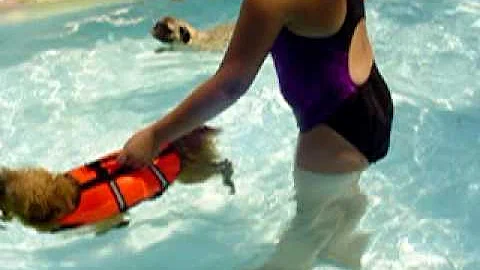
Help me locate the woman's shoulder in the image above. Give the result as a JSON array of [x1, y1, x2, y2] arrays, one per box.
[[237, 0, 294, 27], [243, 0, 346, 24], [241, 0, 292, 12]]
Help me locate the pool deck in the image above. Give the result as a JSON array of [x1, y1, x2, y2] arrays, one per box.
[[0, 0, 137, 24]]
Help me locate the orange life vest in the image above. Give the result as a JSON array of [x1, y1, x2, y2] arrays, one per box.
[[57, 144, 181, 229]]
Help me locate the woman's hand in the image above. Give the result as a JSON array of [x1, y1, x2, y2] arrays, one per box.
[[117, 125, 160, 169]]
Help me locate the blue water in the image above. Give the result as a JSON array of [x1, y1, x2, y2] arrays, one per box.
[[0, 0, 479, 269]]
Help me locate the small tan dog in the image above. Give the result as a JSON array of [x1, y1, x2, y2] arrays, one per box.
[[151, 16, 234, 51], [0, 126, 234, 233]]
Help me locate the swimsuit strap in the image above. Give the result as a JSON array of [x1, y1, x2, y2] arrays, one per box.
[[334, 0, 366, 51]]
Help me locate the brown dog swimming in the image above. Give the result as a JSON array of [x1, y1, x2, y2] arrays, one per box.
[[0, 125, 234, 233], [151, 16, 234, 51]]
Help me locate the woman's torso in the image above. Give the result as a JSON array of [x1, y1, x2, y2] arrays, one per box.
[[271, 0, 388, 173]]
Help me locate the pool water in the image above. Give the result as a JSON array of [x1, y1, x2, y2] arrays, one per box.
[[0, 0, 479, 269]]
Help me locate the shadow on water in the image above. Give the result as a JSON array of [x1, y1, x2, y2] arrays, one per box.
[[29, 185, 260, 270], [31, 224, 243, 270]]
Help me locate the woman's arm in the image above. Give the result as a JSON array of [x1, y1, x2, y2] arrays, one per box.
[[119, 0, 291, 167]]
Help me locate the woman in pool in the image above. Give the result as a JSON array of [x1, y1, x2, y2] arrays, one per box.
[[119, 0, 394, 269]]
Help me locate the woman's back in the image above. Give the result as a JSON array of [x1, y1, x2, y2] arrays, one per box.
[[284, 0, 373, 85]]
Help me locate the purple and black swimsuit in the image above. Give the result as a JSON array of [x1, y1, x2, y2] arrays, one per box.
[[270, 0, 394, 163]]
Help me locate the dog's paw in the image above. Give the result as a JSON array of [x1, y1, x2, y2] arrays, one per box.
[[115, 219, 130, 229], [219, 159, 235, 195]]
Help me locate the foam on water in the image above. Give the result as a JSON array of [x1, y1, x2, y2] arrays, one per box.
[[0, 0, 478, 269]]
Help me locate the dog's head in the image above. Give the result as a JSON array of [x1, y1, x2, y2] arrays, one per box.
[[151, 16, 196, 45], [0, 168, 78, 230]]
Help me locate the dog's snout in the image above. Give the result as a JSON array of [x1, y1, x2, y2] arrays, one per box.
[[163, 26, 173, 35], [153, 22, 172, 33], [152, 22, 176, 43]]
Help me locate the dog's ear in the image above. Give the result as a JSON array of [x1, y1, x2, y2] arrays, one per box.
[[179, 26, 191, 44]]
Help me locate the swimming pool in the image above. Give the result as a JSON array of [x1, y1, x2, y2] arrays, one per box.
[[0, 0, 479, 269]]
